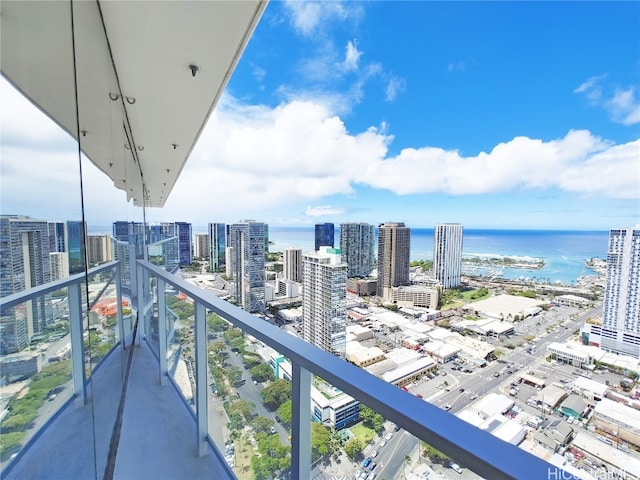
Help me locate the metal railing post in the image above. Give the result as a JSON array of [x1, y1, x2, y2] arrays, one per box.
[[194, 301, 208, 457], [291, 362, 311, 479], [157, 278, 168, 385], [68, 281, 86, 407], [114, 264, 125, 349]]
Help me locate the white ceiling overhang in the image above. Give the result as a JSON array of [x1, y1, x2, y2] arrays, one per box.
[[1, 0, 267, 207]]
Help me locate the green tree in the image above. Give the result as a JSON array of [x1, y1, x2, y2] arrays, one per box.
[[262, 379, 291, 411], [250, 363, 276, 383], [252, 433, 291, 480], [344, 437, 363, 460], [209, 341, 226, 355], [207, 313, 229, 332], [422, 442, 450, 465], [311, 422, 331, 461], [252, 416, 275, 434], [277, 399, 292, 424], [223, 327, 244, 344], [359, 405, 384, 432], [229, 399, 255, 420]]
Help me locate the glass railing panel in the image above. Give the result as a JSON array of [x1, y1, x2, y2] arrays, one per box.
[[206, 312, 292, 478], [165, 290, 197, 412], [83, 267, 122, 377], [0, 290, 72, 466], [147, 237, 180, 275]]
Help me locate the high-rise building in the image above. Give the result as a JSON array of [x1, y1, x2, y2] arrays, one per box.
[[160, 222, 192, 266], [302, 247, 347, 356], [208, 223, 226, 272], [0, 215, 52, 353], [314, 223, 334, 251], [48, 221, 65, 253], [113, 221, 145, 259], [49, 252, 69, 282], [377, 222, 410, 301], [339, 222, 375, 278], [228, 221, 266, 313], [433, 223, 464, 289], [65, 221, 86, 274], [175, 222, 193, 266], [194, 233, 210, 260], [597, 227, 640, 357], [86, 234, 112, 266], [283, 247, 302, 282]]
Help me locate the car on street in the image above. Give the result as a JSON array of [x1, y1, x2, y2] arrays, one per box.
[[450, 462, 463, 474], [363, 457, 372, 467], [444, 404, 452, 411], [371, 450, 379, 458]]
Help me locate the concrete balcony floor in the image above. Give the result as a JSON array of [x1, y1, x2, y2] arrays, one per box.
[[5, 341, 232, 480]]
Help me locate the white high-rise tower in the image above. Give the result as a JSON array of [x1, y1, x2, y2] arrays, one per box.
[[433, 223, 463, 289], [599, 227, 640, 357], [302, 247, 347, 356]]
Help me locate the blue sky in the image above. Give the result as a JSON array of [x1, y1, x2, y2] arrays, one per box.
[[1, 1, 639, 231]]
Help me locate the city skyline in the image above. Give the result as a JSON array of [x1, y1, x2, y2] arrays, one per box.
[[1, 2, 639, 230]]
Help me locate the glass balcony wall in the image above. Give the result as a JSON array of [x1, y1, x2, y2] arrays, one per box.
[[0, 262, 125, 476], [139, 259, 559, 480]]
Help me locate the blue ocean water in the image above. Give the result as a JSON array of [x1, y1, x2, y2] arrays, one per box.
[[268, 227, 610, 286]]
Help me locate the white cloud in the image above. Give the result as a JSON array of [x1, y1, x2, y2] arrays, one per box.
[[283, 1, 362, 37], [575, 75, 640, 125], [342, 40, 362, 72], [385, 76, 406, 102], [361, 130, 638, 199], [447, 62, 466, 73], [607, 87, 640, 126], [305, 205, 346, 217]]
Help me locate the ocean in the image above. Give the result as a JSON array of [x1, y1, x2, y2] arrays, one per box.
[[268, 227, 610, 286]]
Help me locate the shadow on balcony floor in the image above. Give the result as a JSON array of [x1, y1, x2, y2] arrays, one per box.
[[5, 341, 233, 480]]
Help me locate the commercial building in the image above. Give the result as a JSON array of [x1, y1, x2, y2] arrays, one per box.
[[390, 284, 439, 309], [228, 220, 266, 313], [49, 252, 69, 282], [86, 234, 112, 266], [65, 221, 86, 274], [314, 223, 334, 251], [193, 233, 210, 260], [339, 222, 375, 278], [208, 223, 226, 272], [433, 223, 463, 289], [302, 247, 348, 356], [0, 215, 53, 354], [588, 227, 640, 357], [377, 222, 410, 302], [592, 398, 640, 449], [283, 247, 302, 282], [48, 221, 65, 253]]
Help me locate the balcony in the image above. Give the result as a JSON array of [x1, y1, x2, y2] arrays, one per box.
[[1, 254, 560, 479]]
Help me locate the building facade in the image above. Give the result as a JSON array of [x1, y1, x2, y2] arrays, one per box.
[[433, 223, 463, 289], [339, 222, 375, 278], [193, 233, 210, 260], [377, 222, 410, 302], [228, 221, 266, 313], [208, 223, 226, 272], [0, 216, 53, 354], [590, 227, 640, 357], [302, 247, 348, 356], [314, 223, 334, 251], [283, 247, 302, 282], [65, 221, 86, 274], [86, 234, 112, 266]]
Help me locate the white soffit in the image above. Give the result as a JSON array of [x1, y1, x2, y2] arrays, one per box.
[[1, 0, 267, 207]]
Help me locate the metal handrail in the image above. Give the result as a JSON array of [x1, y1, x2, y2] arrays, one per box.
[[139, 260, 559, 480]]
